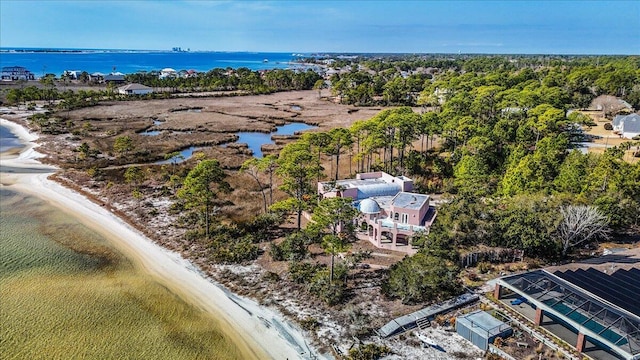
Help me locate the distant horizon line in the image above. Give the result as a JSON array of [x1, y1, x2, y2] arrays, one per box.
[[0, 47, 637, 57]]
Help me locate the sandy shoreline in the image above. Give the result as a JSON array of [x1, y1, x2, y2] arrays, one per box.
[[0, 117, 319, 360]]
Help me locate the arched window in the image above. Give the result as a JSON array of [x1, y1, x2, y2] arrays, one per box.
[[401, 213, 408, 223]]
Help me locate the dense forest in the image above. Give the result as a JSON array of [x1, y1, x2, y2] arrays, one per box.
[[319, 55, 640, 109], [265, 55, 640, 304], [4, 54, 639, 306]]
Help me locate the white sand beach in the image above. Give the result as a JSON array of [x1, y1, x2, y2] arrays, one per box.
[[0, 117, 319, 360]]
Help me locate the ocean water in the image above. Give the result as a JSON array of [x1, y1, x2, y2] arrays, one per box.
[[0, 49, 305, 76]]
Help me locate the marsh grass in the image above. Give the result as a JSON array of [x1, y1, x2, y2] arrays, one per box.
[[0, 189, 245, 360]]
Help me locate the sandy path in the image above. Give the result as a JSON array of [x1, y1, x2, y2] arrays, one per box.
[[0, 118, 319, 360]]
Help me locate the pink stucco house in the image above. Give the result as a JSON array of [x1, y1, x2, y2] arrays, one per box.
[[318, 172, 436, 254]]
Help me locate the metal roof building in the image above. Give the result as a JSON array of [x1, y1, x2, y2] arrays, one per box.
[[456, 310, 513, 351], [495, 268, 640, 360]]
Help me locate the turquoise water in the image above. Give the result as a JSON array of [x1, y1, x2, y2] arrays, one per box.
[[0, 49, 307, 76], [0, 125, 23, 153], [233, 122, 317, 158]]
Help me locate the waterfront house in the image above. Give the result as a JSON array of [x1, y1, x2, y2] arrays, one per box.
[[1, 66, 35, 81], [159, 68, 177, 79], [118, 83, 153, 95], [612, 113, 640, 139], [318, 172, 436, 254]]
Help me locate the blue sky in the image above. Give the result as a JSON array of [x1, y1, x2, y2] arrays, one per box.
[[1, 0, 638, 54]]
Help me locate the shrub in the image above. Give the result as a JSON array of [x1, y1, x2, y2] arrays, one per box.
[[86, 167, 104, 180], [604, 123, 613, 130], [383, 252, 462, 304], [270, 232, 309, 261], [346, 343, 391, 360], [308, 265, 348, 306], [477, 261, 492, 274], [344, 305, 372, 337], [208, 235, 259, 263], [236, 213, 282, 243], [288, 261, 323, 284], [299, 316, 320, 331], [262, 271, 280, 283]]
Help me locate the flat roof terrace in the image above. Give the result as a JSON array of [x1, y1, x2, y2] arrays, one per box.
[[391, 192, 430, 210]]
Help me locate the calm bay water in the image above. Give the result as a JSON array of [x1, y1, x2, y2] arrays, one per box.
[[0, 125, 22, 153], [0, 189, 245, 359], [0, 49, 305, 76], [234, 122, 317, 158]]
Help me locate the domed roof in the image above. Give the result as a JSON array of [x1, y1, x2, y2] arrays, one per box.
[[359, 198, 381, 214]]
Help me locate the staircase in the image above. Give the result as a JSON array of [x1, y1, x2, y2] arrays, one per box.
[[416, 317, 431, 330]]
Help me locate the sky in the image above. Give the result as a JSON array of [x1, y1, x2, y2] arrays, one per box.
[[1, 0, 639, 54]]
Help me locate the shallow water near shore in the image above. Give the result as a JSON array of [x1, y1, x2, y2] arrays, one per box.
[[0, 125, 23, 153], [0, 188, 245, 360]]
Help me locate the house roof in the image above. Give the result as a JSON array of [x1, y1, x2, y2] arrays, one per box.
[[391, 192, 430, 210], [325, 178, 401, 200], [621, 114, 640, 134], [104, 74, 125, 81], [359, 198, 381, 214], [2, 66, 30, 72], [613, 114, 626, 127], [457, 310, 511, 338], [118, 83, 152, 91]]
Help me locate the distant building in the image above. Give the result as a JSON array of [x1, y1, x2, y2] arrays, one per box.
[[104, 74, 126, 84], [159, 68, 177, 79], [318, 172, 436, 254], [612, 113, 640, 139], [118, 83, 153, 95], [89, 72, 105, 83], [1, 66, 35, 81], [63, 70, 83, 79]]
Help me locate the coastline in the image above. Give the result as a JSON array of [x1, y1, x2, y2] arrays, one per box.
[[0, 117, 317, 360]]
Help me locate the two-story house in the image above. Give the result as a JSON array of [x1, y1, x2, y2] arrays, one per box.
[[318, 172, 436, 254]]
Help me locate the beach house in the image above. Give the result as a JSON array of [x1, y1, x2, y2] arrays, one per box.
[[1, 66, 35, 81], [159, 68, 177, 79], [612, 113, 640, 139], [318, 172, 436, 254]]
